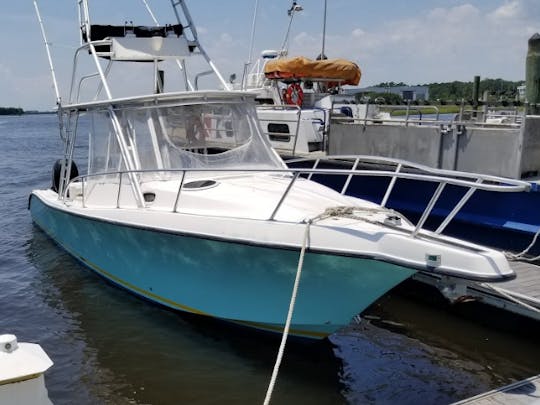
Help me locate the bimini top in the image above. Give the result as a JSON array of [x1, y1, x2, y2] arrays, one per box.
[[264, 56, 361, 85]]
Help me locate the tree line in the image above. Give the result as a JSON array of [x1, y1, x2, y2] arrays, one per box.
[[0, 107, 24, 115], [426, 79, 524, 102], [371, 79, 524, 104]]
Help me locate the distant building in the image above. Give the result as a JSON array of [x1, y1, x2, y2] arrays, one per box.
[[345, 85, 430, 101], [518, 85, 526, 101]]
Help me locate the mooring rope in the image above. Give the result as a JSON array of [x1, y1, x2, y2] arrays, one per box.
[[263, 204, 400, 404], [504, 226, 540, 262], [480, 283, 540, 314], [263, 217, 312, 405]]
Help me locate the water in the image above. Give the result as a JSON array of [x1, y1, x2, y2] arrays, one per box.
[[1, 114, 539, 404]]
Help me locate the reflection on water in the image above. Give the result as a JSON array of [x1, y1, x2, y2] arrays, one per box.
[[27, 227, 344, 404], [26, 226, 540, 405]]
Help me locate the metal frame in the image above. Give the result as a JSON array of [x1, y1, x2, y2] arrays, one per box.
[[331, 104, 524, 129], [48, 0, 244, 208]]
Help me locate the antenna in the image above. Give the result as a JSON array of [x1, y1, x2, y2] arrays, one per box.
[[141, 0, 159, 25], [33, 0, 61, 105], [321, 0, 327, 59], [241, 0, 260, 90], [247, 0, 260, 66], [280, 1, 303, 56]]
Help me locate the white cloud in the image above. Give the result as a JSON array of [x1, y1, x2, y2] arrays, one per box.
[[284, 1, 540, 86], [4, 0, 540, 109], [351, 29, 365, 38], [489, 1, 521, 20], [428, 4, 480, 23]]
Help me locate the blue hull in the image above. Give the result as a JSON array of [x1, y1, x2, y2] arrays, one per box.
[[288, 160, 540, 254], [29, 194, 415, 339]]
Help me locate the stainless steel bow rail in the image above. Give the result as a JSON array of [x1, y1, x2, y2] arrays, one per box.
[[61, 155, 531, 238]]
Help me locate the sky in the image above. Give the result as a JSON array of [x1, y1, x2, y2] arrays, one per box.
[[2, 0, 540, 110]]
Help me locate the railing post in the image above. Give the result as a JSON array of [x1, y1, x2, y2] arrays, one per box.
[[380, 163, 403, 207], [307, 158, 321, 181], [362, 100, 370, 131], [173, 171, 186, 212], [291, 106, 301, 156], [81, 177, 86, 208], [405, 100, 411, 126], [340, 157, 360, 195], [116, 172, 123, 208], [412, 182, 446, 237], [435, 179, 482, 234], [269, 172, 300, 220]]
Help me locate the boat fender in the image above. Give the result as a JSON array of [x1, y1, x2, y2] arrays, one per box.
[[284, 83, 304, 106], [51, 159, 79, 193]]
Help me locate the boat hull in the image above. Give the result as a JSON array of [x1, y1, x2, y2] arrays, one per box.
[[29, 193, 416, 339]]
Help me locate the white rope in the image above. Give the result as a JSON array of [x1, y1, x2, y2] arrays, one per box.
[[504, 226, 540, 262], [263, 204, 407, 404], [480, 283, 540, 314], [263, 218, 312, 405], [312, 205, 408, 226]]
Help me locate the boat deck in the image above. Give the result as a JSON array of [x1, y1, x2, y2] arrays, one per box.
[[413, 260, 540, 320], [452, 375, 540, 404]]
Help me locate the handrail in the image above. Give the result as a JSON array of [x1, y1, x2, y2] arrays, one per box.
[[331, 115, 522, 128], [64, 165, 531, 199], [62, 158, 531, 238], [285, 154, 532, 188]]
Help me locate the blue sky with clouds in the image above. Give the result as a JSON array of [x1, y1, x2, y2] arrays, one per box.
[[3, 0, 540, 109]]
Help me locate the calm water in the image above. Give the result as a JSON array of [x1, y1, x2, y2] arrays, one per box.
[[1, 114, 539, 404]]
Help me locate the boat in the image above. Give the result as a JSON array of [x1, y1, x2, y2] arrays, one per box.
[[0, 334, 54, 404], [246, 50, 372, 156], [29, 0, 529, 340]]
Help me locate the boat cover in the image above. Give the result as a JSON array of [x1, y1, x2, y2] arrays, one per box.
[[264, 57, 361, 85]]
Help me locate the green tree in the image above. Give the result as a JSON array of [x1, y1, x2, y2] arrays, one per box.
[[0, 107, 24, 115]]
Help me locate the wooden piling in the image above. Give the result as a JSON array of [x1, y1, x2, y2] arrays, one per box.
[[526, 33, 540, 114]]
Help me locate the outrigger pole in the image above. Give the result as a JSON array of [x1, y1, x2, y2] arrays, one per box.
[[242, 0, 260, 90], [141, 0, 159, 25], [321, 0, 327, 59], [33, 0, 61, 105]]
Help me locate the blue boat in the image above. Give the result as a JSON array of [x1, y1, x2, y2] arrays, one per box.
[[286, 155, 540, 255], [29, 0, 523, 340]]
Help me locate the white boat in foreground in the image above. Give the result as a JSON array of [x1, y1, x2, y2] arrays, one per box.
[[29, 0, 527, 339], [0, 334, 53, 405]]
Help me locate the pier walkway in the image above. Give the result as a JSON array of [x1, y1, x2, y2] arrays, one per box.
[[413, 260, 540, 321], [452, 374, 540, 404]]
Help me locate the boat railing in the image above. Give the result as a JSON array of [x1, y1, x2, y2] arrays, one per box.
[[331, 114, 523, 129], [66, 0, 232, 106], [330, 100, 524, 129], [62, 154, 531, 237]]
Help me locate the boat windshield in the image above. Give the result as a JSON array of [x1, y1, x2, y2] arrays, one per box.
[[83, 97, 285, 176]]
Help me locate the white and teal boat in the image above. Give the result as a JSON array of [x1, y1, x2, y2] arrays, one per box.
[[29, 0, 522, 339]]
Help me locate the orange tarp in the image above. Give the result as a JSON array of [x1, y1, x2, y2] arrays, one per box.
[[264, 57, 361, 85]]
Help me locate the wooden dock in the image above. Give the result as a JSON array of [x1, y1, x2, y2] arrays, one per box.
[[452, 375, 540, 404], [413, 260, 540, 321]]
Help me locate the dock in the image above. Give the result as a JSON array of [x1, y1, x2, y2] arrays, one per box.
[[413, 260, 540, 321], [452, 374, 540, 404]]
